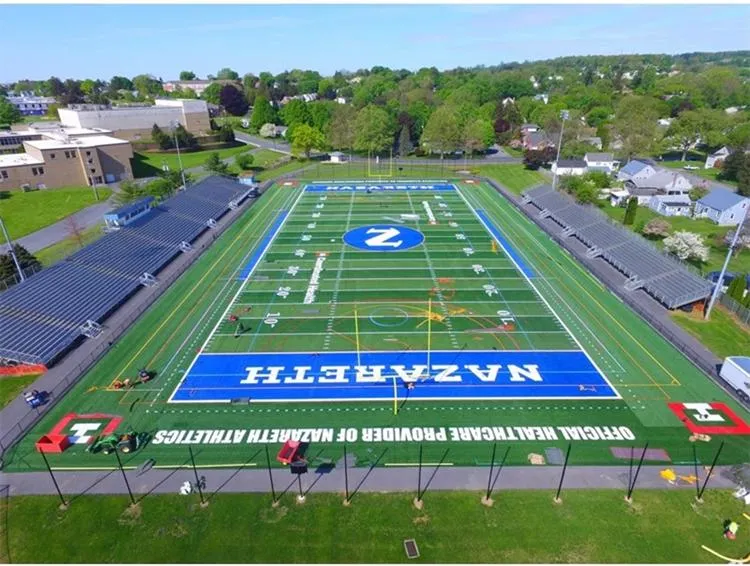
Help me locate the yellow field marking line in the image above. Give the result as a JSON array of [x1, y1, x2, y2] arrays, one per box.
[[111, 185, 289, 382], [701, 546, 750, 564], [477, 185, 680, 395]]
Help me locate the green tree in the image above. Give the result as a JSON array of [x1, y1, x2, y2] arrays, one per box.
[[179, 71, 197, 81], [202, 82, 223, 105], [250, 96, 278, 132], [132, 74, 163, 97], [353, 105, 395, 154], [738, 155, 750, 197], [728, 122, 750, 151], [235, 152, 255, 170], [216, 68, 239, 81], [108, 76, 133, 92], [151, 124, 171, 149], [586, 106, 612, 128], [290, 124, 326, 159], [720, 151, 746, 182], [726, 274, 747, 302], [397, 126, 413, 157], [327, 104, 357, 150], [217, 124, 235, 143], [462, 118, 495, 155], [0, 97, 21, 125], [280, 99, 311, 127], [204, 152, 230, 175], [114, 180, 148, 205], [623, 197, 638, 225], [613, 96, 663, 160], [422, 106, 461, 157], [219, 85, 249, 116]]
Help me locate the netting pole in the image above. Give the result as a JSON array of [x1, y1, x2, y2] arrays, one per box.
[[343, 444, 350, 505], [626, 441, 649, 502], [554, 443, 571, 503], [415, 443, 424, 506], [114, 448, 136, 506], [484, 442, 497, 503], [697, 441, 724, 502], [693, 444, 701, 500], [40, 451, 68, 509], [265, 445, 277, 505], [188, 446, 207, 507]]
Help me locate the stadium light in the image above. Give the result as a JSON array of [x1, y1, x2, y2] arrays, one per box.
[[170, 120, 188, 189], [705, 208, 748, 319], [0, 216, 25, 283], [551, 110, 569, 191]]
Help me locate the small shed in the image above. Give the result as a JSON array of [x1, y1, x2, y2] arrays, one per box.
[[330, 151, 348, 164], [103, 196, 154, 229]]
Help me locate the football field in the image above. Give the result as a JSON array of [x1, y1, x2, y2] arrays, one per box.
[[5, 179, 749, 472]]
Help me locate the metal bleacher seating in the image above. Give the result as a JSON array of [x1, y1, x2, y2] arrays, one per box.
[[523, 185, 712, 309], [0, 175, 252, 366]]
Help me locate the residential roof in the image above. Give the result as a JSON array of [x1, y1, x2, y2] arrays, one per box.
[[627, 187, 659, 196], [556, 159, 587, 168], [24, 135, 129, 150], [619, 160, 653, 177], [652, 194, 692, 206], [521, 123, 539, 129], [0, 153, 44, 167], [526, 132, 552, 146], [697, 188, 749, 212], [631, 171, 690, 190], [585, 152, 614, 162]]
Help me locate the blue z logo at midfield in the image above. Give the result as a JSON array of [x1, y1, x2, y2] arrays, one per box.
[[343, 225, 424, 252]]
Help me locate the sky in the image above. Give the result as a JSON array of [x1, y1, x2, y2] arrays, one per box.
[[2, 3, 750, 82]]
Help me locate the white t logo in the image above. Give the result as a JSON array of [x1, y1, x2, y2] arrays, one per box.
[[683, 403, 724, 422], [69, 423, 102, 444]]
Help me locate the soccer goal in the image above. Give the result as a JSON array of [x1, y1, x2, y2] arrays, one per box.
[[367, 150, 394, 179]]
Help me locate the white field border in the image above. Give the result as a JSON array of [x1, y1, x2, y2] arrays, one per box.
[[167, 187, 308, 403], [453, 184, 622, 400]]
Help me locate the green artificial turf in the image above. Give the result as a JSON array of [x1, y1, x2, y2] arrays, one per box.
[[0, 186, 111, 242], [3, 490, 749, 563]]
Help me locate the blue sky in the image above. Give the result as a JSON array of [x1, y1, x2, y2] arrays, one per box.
[[3, 4, 750, 82]]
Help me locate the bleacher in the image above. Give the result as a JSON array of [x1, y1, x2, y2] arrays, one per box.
[[523, 185, 712, 309], [0, 175, 252, 366]]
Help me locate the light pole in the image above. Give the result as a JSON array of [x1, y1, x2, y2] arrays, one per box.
[[171, 120, 187, 189], [705, 209, 748, 319], [0, 216, 25, 283], [551, 109, 569, 191]]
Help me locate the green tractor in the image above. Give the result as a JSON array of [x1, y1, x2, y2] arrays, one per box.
[[87, 431, 148, 455]]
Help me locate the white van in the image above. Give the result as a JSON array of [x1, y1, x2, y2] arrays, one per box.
[[720, 356, 750, 402]]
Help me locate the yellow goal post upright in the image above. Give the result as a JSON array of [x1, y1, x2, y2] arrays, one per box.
[[367, 149, 394, 179]]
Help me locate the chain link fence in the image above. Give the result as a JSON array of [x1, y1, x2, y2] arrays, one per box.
[[719, 293, 750, 327]]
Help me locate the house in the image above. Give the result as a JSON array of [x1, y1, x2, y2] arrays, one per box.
[[657, 118, 673, 127], [581, 136, 603, 150], [329, 151, 348, 164], [647, 194, 693, 217], [502, 97, 515, 106], [617, 160, 657, 183], [6, 95, 57, 116], [705, 146, 730, 169], [523, 131, 555, 151], [533, 93, 549, 104], [614, 187, 659, 206], [584, 152, 617, 174], [552, 159, 587, 176], [335, 97, 348, 105], [694, 188, 750, 226], [627, 170, 692, 195]]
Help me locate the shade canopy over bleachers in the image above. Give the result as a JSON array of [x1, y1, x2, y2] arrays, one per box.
[[523, 185, 712, 309], [0, 175, 251, 366]]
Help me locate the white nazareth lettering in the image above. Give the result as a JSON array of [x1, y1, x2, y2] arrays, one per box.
[[239, 364, 547, 384]]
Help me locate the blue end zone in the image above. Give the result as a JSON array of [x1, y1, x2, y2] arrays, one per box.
[[305, 183, 456, 192], [474, 209, 535, 278], [170, 350, 618, 403], [236, 210, 289, 281]]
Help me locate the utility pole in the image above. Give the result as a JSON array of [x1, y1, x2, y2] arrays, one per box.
[[171, 120, 187, 189], [705, 209, 748, 319], [0, 216, 25, 283], [551, 109, 569, 191]]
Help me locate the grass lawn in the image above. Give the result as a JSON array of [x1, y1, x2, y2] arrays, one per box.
[[250, 148, 286, 168], [0, 374, 40, 410], [598, 203, 750, 274], [476, 164, 545, 194], [4, 490, 748, 563], [661, 160, 738, 187], [671, 306, 750, 359], [0, 186, 111, 243], [131, 145, 254, 178], [33, 222, 105, 266], [501, 145, 524, 158]]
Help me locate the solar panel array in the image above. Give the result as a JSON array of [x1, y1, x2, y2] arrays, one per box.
[[0, 176, 251, 366], [523, 185, 712, 309]]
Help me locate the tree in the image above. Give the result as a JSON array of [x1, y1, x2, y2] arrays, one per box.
[[612, 96, 662, 160], [219, 85, 249, 116], [201, 82, 223, 105], [151, 123, 170, 149], [738, 155, 750, 197], [719, 151, 746, 182], [665, 110, 704, 161], [280, 99, 311, 127], [642, 218, 672, 239], [204, 152, 230, 175], [397, 126, 413, 157], [259, 122, 277, 138], [217, 124, 235, 143], [179, 71, 197, 81], [727, 122, 750, 151], [109, 76, 134, 92], [623, 197, 638, 225], [250, 96, 278, 131], [663, 231, 710, 263], [290, 124, 325, 159], [132, 74, 163, 97], [523, 147, 556, 170], [216, 68, 239, 81], [42, 76, 65, 97], [45, 103, 59, 119], [114, 180, 148, 205], [327, 104, 357, 150], [174, 124, 198, 150], [726, 274, 747, 302], [353, 105, 395, 154], [422, 106, 461, 157], [0, 98, 21, 125], [586, 106, 612, 128], [235, 152, 254, 170], [462, 118, 495, 155], [724, 227, 750, 256], [12, 245, 41, 273]]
